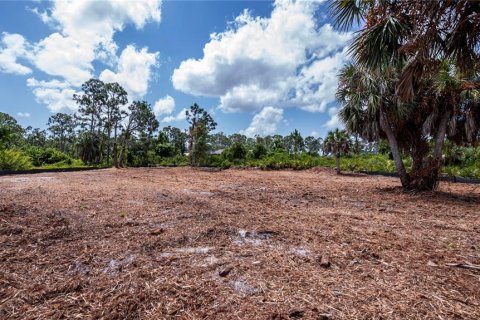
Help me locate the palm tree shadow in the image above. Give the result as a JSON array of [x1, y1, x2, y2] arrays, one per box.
[[431, 191, 480, 204], [377, 186, 480, 204]]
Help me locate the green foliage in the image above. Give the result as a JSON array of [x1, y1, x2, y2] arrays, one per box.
[[0, 149, 33, 171], [223, 142, 247, 161], [155, 143, 176, 158], [186, 104, 216, 166], [25, 147, 73, 167], [190, 124, 210, 166], [162, 126, 187, 155], [157, 154, 188, 166], [77, 132, 101, 165], [0, 112, 24, 149], [37, 159, 85, 169], [208, 154, 232, 169], [252, 144, 267, 159], [254, 152, 333, 170], [304, 136, 322, 155]]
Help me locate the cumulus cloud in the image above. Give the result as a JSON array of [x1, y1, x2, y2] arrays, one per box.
[[16, 112, 31, 118], [173, 0, 351, 114], [241, 106, 284, 137], [100, 45, 158, 99], [0, 33, 34, 75], [161, 108, 187, 123], [5, 0, 162, 112], [323, 106, 343, 129], [27, 78, 79, 112], [33, 0, 162, 86], [153, 95, 175, 116]]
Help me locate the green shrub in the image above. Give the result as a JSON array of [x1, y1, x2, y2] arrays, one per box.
[[222, 142, 247, 161], [25, 147, 72, 166], [38, 159, 85, 169], [0, 149, 33, 171], [157, 154, 189, 166], [155, 143, 176, 157], [252, 144, 267, 159]]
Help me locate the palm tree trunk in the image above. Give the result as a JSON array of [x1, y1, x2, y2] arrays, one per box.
[[379, 110, 410, 188], [433, 111, 450, 162]]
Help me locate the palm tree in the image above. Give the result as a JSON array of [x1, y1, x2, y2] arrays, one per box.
[[323, 129, 351, 174], [331, 0, 480, 190]]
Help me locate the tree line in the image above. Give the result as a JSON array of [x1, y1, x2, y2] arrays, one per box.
[[0, 78, 360, 172]]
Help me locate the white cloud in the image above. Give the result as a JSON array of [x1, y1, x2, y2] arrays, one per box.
[[172, 1, 351, 114], [0, 33, 34, 75], [241, 106, 284, 137], [34, 33, 95, 86], [16, 112, 31, 118], [33, 0, 162, 86], [12, 0, 162, 112], [100, 45, 158, 99], [153, 95, 175, 116], [310, 131, 320, 138], [161, 108, 187, 123], [27, 78, 78, 112], [323, 106, 343, 129]]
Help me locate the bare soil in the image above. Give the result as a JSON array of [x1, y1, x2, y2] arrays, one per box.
[[1, 167, 479, 319]]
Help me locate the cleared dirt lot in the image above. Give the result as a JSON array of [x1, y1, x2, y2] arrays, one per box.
[[1, 167, 479, 319]]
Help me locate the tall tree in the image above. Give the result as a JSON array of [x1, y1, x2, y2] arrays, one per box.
[[162, 126, 187, 155], [0, 112, 23, 149], [73, 79, 107, 164], [323, 129, 351, 174], [185, 103, 217, 166], [25, 127, 48, 148], [331, 0, 480, 190], [119, 101, 158, 167], [47, 113, 76, 152], [73, 79, 106, 134], [289, 129, 305, 154], [209, 132, 231, 150], [103, 82, 128, 166], [272, 134, 285, 151], [304, 136, 322, 155]]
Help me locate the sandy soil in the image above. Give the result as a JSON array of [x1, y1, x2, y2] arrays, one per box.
[[1, 167, 479, 319]]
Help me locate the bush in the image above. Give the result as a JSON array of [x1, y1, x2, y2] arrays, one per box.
[[222, 142, 247, 161], [0, 149, 33, 171], [25, 147, 73, 166], [155, 143, 176, 158], [252, 144, 267, 159], [39, 159, 85, 169], [157, 154, 189, 166]]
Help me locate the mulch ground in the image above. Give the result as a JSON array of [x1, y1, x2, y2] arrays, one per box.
[[1, 167, 479, 319]]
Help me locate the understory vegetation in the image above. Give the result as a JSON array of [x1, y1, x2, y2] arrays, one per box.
[[1, 106, 479, 179]]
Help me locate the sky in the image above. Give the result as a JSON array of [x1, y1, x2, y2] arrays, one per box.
[[0, 0, 353, 138]]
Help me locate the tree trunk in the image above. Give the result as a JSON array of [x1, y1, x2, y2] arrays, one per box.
[[119, 124, 131, 168], [113, 126, 118, 168], [379, 110, 410, 188], [410, 111, 450, 190], [335, 154, 341, 174], [106, 127, 111, 166], [433, 111, 450, 162]]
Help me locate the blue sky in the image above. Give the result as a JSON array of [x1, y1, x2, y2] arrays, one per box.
[[0, 0, 351, 138]]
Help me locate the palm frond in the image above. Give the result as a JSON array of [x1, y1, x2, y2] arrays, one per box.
[[330, 0, 371, 31]]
